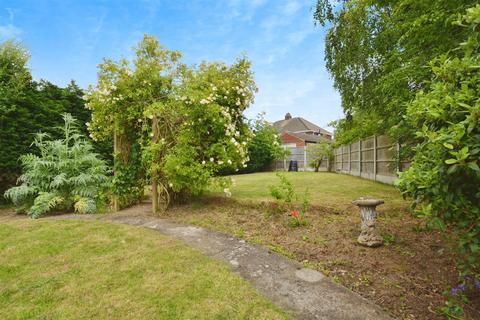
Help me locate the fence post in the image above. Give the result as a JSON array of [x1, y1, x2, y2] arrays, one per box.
[[113, 122, 120, 213], [359, 140, 362, 177], [349, 143, 352, 174], [304, 145, 307, 171], [373, 135, 377, 181]]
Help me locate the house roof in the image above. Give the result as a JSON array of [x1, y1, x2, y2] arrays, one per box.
[[273, 116, 332, 136], [282, 131, 327, 143]]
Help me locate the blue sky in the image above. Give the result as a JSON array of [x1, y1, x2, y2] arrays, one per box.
[[0, 0, 342, 131]]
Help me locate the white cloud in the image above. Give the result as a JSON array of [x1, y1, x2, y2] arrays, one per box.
[[286, 28, 313, 46], [224, 0, 269, 22], [0, 24, 22, 40], [6, 8, 15, 21], [282, 0, 301, 16]]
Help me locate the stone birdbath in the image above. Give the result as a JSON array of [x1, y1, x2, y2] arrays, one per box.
[[352, 197, 384, 247]]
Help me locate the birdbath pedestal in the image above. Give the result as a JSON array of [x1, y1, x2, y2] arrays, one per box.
[[352, 197, 384, 247]]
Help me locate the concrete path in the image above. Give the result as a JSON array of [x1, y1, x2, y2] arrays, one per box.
[[53, 202, 394, 320]]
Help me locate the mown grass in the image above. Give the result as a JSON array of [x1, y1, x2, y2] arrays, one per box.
[[0, 219, 287, 320], [211, 172, 408, 213]]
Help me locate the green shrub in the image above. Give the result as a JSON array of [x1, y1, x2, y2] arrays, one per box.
[[397, 5, 480, 275], [397, 6, 480, 315], [307, 140, 333, 172], [269, 173, 296, 213], [241, 114, 284, 173], [4, 114, 109, 218], [269, 173, 310, 227]]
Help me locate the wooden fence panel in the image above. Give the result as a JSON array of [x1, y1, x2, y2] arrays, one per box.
[[333, 135, 408, 184]]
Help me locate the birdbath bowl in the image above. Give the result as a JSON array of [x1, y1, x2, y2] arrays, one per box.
[[352, 197, 384, 247]]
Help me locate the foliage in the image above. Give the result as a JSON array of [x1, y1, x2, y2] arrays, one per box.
[[287, 190, 310, 228], [0, 40, 30, 102], [269, 173, 311, 227], [85, 34, 182, 207], [269, 173, 296, 213], [396, 4, 480, 311], [307, 140, 333, 172], [163, 57, 256, 198], [441, 275, 480, 318], [314, 0, 478, 145], [0, 40, 109, 203], [4, 114, 109, 218], [86, 34, 257, 208], [239, 113, 284, 173]]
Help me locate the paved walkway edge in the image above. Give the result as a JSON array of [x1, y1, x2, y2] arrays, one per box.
[[53, 203, 395, 320]]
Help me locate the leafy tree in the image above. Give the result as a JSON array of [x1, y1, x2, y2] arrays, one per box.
[[314, 0, 477, 145], [240, 114, 283, 174], [4, 114, 109, 218], [396, 5, 480, 314], [0, 40, 108, 203], [307, 140, 333, 172], [85, 34, 183, 208], [86, 34, 257, 209]]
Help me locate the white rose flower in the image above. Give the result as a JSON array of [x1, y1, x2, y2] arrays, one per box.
[[223, 188, 231, 198]]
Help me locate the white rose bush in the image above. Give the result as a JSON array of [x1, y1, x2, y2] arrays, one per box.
[[85, 34, 257, 210]]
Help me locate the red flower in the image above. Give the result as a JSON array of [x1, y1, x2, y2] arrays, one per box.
[[290, 209, 299, 218]]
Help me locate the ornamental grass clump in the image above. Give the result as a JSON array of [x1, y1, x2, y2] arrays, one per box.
[[4, 114, 109, 218]]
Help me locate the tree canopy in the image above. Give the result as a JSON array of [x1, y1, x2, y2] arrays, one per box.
[[86, 34, 257, 209], [397, 4, 480, 289], [315, 0, 478, 144], [0, 41, 101, 202]]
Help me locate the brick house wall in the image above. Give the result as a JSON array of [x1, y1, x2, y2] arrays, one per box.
[[280, 132, 305, 147]]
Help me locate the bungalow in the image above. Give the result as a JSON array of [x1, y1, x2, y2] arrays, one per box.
[[272, 113, 332, 147]]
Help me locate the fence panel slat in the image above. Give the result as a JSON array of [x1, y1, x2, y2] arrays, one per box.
[[333, 135, 409, 184]]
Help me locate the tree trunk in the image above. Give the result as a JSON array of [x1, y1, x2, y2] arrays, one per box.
[[113, 123, 120, 212], [151, 115, 159, 214]]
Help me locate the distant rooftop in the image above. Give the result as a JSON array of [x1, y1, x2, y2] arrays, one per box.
[[273, 113, 332, 136]]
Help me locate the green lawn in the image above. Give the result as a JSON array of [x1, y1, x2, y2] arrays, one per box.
[[0, 219, 286, 320], [215, 172, 408, 212]]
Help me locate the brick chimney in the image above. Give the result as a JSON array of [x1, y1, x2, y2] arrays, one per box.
[[285, 112, 292, 120]]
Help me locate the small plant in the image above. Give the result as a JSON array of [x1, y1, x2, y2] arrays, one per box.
[[269, 172, 296, 213], [439, 275, 480, 318], [269, 173, 310, 227], [381, 232, 395, 245], [288, 208, 306, 227], [288, 190, 310, 227], [4, 114, 109, 218]]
